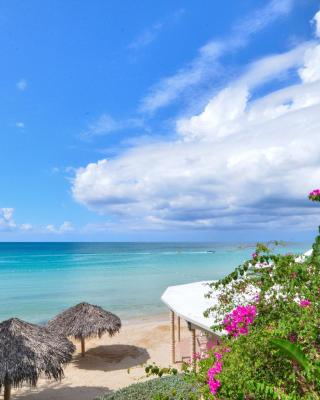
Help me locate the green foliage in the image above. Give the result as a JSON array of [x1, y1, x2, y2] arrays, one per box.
[[145, 363, 178, 378], [195, 227, 320, 399], [102, 222, 320, 399], [270, 338, 312, 372], [270, 338, 320, 398], [246, 380, 299, 400], [182, 350, 224, 399], [99, 375, 197, 400]]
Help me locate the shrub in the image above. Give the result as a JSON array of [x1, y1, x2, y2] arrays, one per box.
[[99, 375, 197, 400], [102, 191, 320, 399], [182, 190, 320, 398]]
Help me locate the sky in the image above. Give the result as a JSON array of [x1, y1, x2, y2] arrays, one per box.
[[1, 0, 320, 242]]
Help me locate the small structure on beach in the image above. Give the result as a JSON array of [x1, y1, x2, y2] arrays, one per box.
[[161, 281, 221, 368], [0, 318, 75, 400], [47, 302, 121, 357]]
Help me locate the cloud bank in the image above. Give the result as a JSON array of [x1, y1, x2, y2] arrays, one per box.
[[72, 9, 320, 232]]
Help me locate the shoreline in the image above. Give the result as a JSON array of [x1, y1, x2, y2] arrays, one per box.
[[122, 311, 169, 325], [0, 242, 311, 325]]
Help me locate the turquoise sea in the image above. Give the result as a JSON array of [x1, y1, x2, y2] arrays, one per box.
[[0, 242, 311, 324]]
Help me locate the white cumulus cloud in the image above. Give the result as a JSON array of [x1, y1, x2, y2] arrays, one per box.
[[0, 208, 16, 230], [313, 10, 320, 38], [177, 43, 316, 142], [299, 44, 320, 83], [45, 221, 74, 234], [72, 9, 320, 232], [298, 10, 320, 83], [20, 223, 33, 231]]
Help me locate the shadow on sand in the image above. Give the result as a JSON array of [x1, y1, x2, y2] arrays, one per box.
[[73, 344, 150, 371], [13, 384, 110, 400]]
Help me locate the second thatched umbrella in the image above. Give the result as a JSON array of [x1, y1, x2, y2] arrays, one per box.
[[0, 318, 75, 400], [47, 302, 121, 357]]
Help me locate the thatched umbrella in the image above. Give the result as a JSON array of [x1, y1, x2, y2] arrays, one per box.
[[47, 302, 121, 357], [0, 318, 75, 400]]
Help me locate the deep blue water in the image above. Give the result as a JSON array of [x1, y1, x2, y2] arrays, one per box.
[[0, 242, 311, 324]]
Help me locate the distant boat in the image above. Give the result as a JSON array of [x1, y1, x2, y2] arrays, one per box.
[[207, 250, 216, 253]]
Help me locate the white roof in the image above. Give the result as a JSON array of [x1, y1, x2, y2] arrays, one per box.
[[161, 280, 258, 334], [162, 250, 313, 334], [161, 281, 220, 334]]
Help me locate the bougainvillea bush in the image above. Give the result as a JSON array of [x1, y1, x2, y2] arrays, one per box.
[[184, 193, 320, 399]]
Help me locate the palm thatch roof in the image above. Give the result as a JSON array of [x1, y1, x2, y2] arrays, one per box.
[[0, 318, 75, 389], [47, 302, 121, 340]]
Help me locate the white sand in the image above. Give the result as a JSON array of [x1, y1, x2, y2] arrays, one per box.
[[11, 313, 190, 400]]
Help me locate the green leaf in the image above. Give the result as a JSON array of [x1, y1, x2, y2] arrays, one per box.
[[270, 338, 311, 371]]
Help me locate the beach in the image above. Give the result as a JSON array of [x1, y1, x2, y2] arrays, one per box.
[[12, 313, 182, 400], [0, 242, 311, 399], [1, 2, 319, 397]]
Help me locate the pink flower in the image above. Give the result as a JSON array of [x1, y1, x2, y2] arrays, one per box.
[[209, 378, 221, 394], [300, 299, 311, 308], [224, 305, 257, 337], [207, 353, 224, 394], [252, 252, 258, 259], [192, 352, 201, 360], [309, 189, 320, 202], [206, 340, 216, 350]]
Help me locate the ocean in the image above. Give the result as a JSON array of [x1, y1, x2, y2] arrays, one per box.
[[0, 242, 311, 324]]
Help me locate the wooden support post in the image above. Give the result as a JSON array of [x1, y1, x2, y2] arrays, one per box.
[[81, 337, 86, 357], [4, 381, 11, 400], [170, 310, 175, 364], [191, 328, 196, 371], [177, 316, 181, 342]]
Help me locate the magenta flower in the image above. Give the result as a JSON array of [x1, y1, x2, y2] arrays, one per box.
[[209, 378, 221, 394], [224, 305, 257, 338], [309, 189, 320, 202], [299, 299, 311, 308], [252, 252, 258, 259], [207, 353, 224, 394], [208, 305, 257, 395]]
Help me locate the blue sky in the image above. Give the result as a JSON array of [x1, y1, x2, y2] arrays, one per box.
[[1, 0, 320, 241]]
